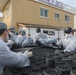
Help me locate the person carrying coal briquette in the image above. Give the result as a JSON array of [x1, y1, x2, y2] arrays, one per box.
[[37, 31, 57, 47], [34, 28, 48, 46], [54, 27, 76, 54], [0, 22, 33, 75]]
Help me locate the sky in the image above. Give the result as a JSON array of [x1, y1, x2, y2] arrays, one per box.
[[58, 0, 76, 7], [0, 13, 3, 17]]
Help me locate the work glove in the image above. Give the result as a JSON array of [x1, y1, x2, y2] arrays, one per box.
[[24, 50, 33, 57], [8, 40, 14, 44]]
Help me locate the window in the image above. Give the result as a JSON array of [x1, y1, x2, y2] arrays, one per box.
[[6, 6, 10, 16], [55, 13, 59, 19], [43, 30, 48, 34], [40, 8, 48, 18], [65, 15, 70, 22]]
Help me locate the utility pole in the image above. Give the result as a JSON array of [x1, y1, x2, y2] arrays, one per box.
[[58, 18, 60, 40], [28, 25, 31, 36], [67, 21, 68, 27]]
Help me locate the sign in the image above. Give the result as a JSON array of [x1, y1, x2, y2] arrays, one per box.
[[34, 0, 64, 9]]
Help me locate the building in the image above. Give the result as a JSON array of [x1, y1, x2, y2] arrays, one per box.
[[0, 12, 3, 22], [0, 0, 76, 38], [0, 17, 3, 22]]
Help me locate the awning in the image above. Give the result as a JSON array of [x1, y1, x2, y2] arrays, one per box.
[[17, 22, 66, 30]]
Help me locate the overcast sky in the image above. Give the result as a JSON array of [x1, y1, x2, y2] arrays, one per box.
[[0, 13, 3, 17], [58, 0, 76, 7]]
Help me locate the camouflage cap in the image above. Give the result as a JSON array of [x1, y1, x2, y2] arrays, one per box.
[[0, 22, 7, 29], [64, 27, 73, 34], [20, 30, 26, 36], [9, 26, 15, 31]]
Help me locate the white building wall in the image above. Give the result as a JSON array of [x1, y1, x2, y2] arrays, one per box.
[[30, 28, 36, 39], [59, 30, 64, 38], [19, 26, 64, 39]]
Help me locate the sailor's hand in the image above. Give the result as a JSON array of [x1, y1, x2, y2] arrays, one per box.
[[24, 50, 33, 57], [8, 40, 14, 44]]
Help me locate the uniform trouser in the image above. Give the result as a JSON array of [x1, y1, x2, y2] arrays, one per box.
[[3, 68, 13, 75], [36, 41, 47, 48], [36, 40, 42, 46], [36, 40, 47, 47]]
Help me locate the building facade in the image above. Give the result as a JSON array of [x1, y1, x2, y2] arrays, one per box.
[[0, 17, 3, 22], [0, 0, 76, 38]]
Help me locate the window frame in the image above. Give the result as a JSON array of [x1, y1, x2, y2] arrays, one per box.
[[40, 7, 48, 18], [54, 12, 60, 19], [65, 15, 70, 22], [43, 30, 48, 34], [6, 6, 10, 17]]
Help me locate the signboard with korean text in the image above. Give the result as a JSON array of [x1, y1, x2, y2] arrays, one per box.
[[34, 0, 64, 9]]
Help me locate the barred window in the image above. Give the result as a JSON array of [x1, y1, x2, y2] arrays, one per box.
[[55, 13, 59, 19], [40, 8, 48, 18], [65, 15, 70, 22]]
